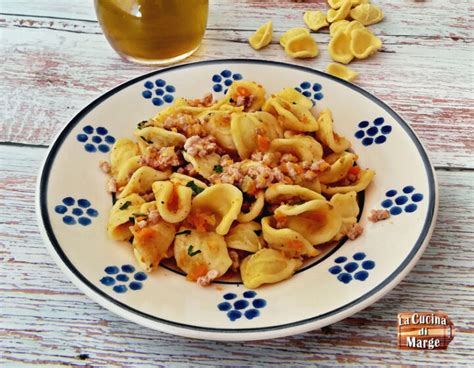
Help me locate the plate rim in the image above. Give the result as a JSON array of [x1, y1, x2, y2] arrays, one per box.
[[36, 59, 438, 341]]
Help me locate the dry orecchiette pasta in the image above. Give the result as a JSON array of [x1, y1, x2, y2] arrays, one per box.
[[279, 28, 309, 48], [350, 3, 384, 26], [249, 20, 273, 50], [326, 63, 358, 82], [327, 0, 352, 23], [104, 80, 374, 289], [303, 11, 328, 32]]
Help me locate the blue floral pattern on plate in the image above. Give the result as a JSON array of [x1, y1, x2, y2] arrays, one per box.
[[328, 252, 375, 284], [295, 81, 324, 105], [100, 264, 148, 293], [54, 197, 98, 226], [77, 126, 115, 153], [382, 186, 424, 215], [218, 291, 267, 321], [212, 70, 243, 94], [354, 117, 392, 146], [142, 79, 176, 106]]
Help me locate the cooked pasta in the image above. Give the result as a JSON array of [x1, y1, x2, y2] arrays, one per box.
[[104, 80, 374, 289]]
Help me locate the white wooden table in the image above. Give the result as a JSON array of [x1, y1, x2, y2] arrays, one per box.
[[1, 1, 473, 366]]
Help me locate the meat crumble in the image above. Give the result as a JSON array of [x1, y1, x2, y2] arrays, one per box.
[[184, 135, 220, 158], [139, 146, 181, 171], [368, 209, 390, 222]]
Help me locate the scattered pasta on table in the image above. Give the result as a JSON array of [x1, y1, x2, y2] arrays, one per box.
[[247, 1, 386, 81]]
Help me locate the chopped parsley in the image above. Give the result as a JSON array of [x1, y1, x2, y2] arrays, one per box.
[[139, 136, 153, 144], [176, 229, 192, 236], [254, 230, 262, 236], [128, 216, 135, 225], [186, 181, 205, 195], [213, 164, 223, 173], [119, 201, 131, 210], [187, 245, 202, 257], [137, 120, 149, 129]]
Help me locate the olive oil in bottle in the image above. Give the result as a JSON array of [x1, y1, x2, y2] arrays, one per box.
[[95, 0, 209, 65]]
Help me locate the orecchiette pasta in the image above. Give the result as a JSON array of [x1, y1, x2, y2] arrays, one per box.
[[274, 87, 313, 109], [104, 80, 375, 288], [134, 126, 186, 150], [110, 139, 139, 177], [329, 20, 350, 36], [241, 249, 303, 289], [131, 221, 176, 272], [327, 0, 352, 23], [174, 228, 232, 280], [261, 216, 318, 258], [118, 166, 171, 198], [201, 111, 236, 151], [107, 194, 145, 241], [226, 222, 263, 253], [270, 136, 323, 162], [349, 28, 382, 59], [328, 30, 354, 65], [330, 191, 360, 240], [321, 168, 375, 194], [226, 80, 266, 112], [275, 199, 343, 245], [326, 63, 359, 82], [283, 33, 319, 59], [350, 3, 384, 26], [303, 11, 328, 32], [328, 0, 369, 9], [249, 20, 273, 50], [169, 173, 208, 189], [318, 152, 357, 184], [183, 151, 221, 178], [152, 181, 193, 223], [316, 109, 351, 153], [263, 97, 318, 132], [265, 184, 325, 204], [230, 113, 262, 160], [279, 28, 309, 48], [190, 183, 243, 235], [237, 191, 265, 223]]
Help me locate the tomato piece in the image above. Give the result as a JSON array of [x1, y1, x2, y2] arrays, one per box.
[[257, 134, 270, 151], [348, 166, 361, 176], [237, 86, 250, 96]]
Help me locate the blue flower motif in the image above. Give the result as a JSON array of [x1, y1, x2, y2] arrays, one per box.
[[218, 291, 266, 321], [77, 126, 115, 153], [54, 197, 98, 226], [212, 70, 243, 94], [142, 79, 176, 106], [381, 186, 424, 215], [354, 117, 392, 146], [329, 252, 376, 284], [294, 81, 324, 105], [100, 264, 147, 293]]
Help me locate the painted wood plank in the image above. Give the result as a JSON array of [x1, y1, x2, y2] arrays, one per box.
[[0, 144, 473, 366], [1, 15, 473, 168], [2, 0, 473, 38]]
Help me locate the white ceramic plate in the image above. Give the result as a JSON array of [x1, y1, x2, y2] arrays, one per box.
[[36, 60, 437, 341]]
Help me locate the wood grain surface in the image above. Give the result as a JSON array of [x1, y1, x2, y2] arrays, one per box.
[[1, 0, 473, 366]]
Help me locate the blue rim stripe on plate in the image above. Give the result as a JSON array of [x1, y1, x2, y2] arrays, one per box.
[[37, 59, 436, 334]]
